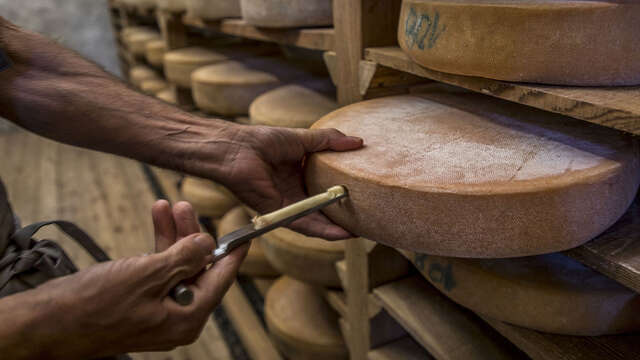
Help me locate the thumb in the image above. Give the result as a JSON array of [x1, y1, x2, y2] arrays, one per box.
[[163, 233, 216, 287], [296, 128, 363, 153]]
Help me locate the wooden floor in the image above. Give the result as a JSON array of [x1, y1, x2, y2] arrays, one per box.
[[0, 122, 232, 360]]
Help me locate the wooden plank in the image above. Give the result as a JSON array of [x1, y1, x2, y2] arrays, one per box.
[[222, 282, 284, 360], [182, 16, 335, 51], [345, 238, 371, 360], [368, 337, 434, 360], [365, 46, 640, 136], [373, 276, 522, 360]]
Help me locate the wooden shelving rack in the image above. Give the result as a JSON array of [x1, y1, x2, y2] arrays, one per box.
[[109, 1, 640, 359]]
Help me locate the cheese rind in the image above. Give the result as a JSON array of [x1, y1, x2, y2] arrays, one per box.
[[163, 47, 229, 88], [156, 88, 177, 104], [265, 277, 348, 359], [145, 39, 166, 68], [140, 78, 169, 95], [156, 0, 186, 12], [407, 251, 640, 335], [398, 0, 640, 85], [249, 85, 338, 128], [240, 0, 333, 28], [129, 65, 159, 87], [180, 177, 238, 218], [186, 0, 241, 20], [306, 93, 640, 257], [126, 30, 161, 57]]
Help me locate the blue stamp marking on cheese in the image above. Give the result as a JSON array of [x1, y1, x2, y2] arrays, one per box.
[[404, 7, 447, 50], [0, 48, 11, 72], [414, 252, 456, 291]]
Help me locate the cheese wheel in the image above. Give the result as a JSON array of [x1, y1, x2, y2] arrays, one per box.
[[240, 0, 333, 28], [145, 39, 166, 68], [180, 177, 238, 218], [398, 0, 640, 86], [163, 47, 230, 88], [126, 30, 161, 57], [407, 251, 640, 335], [249, 85, 338, 128], [156, 88, 177, 104], [140, 78, 169, 95], [261, 227, 345, 287], [156, 0, 186, 12], [129, 65, 159, 87], [191, 57, 311, 115], [305, 93, 640, 258], [120, 26, 154, 42], [235, 116, 252, 125], [218, 206, 280, 277], [186, 0, 241, 20], [265, 277, 348, 360]]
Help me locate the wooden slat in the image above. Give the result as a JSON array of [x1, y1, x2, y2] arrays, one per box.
[[368, 337, 433, 360], [365, 46, 640, 136], [373, 276, 522, 360], [182, 16, 335, 51]]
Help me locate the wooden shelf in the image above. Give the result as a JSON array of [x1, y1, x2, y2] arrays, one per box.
[[182, 15, 335, 51], [368, 337, 433, 360], [365, 46, 640, 136]]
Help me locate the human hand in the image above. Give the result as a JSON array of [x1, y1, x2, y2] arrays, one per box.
[[23, 200, 247, 359]]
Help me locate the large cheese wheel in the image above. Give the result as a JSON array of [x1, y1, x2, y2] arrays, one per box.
[[249, 85, 338, 128], [180, 177, 238, 218], [156, 88, 177, 104], [261, 227, 345, 287], [120, 26, 154, 42], [218, 206, 279, 277], [240, 0, 333, 28], [156, 0, 186, 12], [129, 65, 159, 87], [145, 39, 166, 68], [407, 251, 640, 335], [191, 57, 311, 115], [140, 78, 169, 95], [265, 277, 348, 360], [163, 47, 229, 88], [126, 30, 161, 57], [186, 0, 241, 20], [305, 93, 640, 258], [398, 0, 640, 86]]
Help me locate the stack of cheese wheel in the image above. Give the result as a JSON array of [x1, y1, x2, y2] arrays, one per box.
[[241, 0, 333, 28], [186, 0, 241, 20], [218, 206, 279, 277], [261, 227, 345, 287], [129, 65, 160, 88], [156, 88, 177, 104], [398, 0, 640, 85], [123, 28, 160, 57], [408, 251, 640, 335], [249, 84, 338, 128], [140, 78, 169, 95], [145, 39, 166, 68], [180, 177, 238, 218], [156, 0, 186, 12], [191, 57, 312, 116], [305, 92, 640, 258], [265, 277, 348, 359]]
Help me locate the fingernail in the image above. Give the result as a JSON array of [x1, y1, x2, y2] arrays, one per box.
[[193, 234, 212, 250]]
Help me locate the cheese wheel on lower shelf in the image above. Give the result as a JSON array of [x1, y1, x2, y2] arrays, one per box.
[[191, 58, 311, 115], [186, 0, 241, 20], [305, 93, 640, 258], [261, 227, 345, 287], [240, 0, 333, 28], [145, 39, 166, 68], [265, 277, 348, 360], [129, 65, 159, 87], [126, 30, 161, 57], [249, 85, 338, 128], [218, 206, 279, 277], [163, 47, 229, 88], [140, 78, 169, 95], [180, 177, 238, 218], [398, 0, 640, 86], [156, 88, 177, 104], [406, 251, 640, 335]]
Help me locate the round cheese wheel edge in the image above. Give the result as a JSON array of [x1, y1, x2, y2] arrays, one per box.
[[305, 93, 640, 258], [240, 0, 333, 28], [145, 39, 166, 68], [163, 47, 229, 88], [186, 0, 241, 20], [180, 177, 238, 218]]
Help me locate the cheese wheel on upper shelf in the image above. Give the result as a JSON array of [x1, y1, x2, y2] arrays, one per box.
[[398, 0, 640, 86], [261, 227, 345, 287], [163, 47, 229, 88], [129, 65, 159, 87], [240, 0, 333, 28], [140, 78, 169, 95], [305, 93, 640, 258], [156, 88, 177, 104], [145, 39, 166, 68], [186, 0, 241, 20], [249, 84, 338, 128], [406, 250, 640, 335], [218, 206, 280, 277], [156, 0, 186, 12], [265, 277, 348, 360], [180, 177, 238, 218], [191, 57, 312, 116], [126, 30, 161, 57]]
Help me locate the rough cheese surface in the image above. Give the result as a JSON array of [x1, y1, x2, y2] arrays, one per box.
[[408, 251, 640, 335], [306, 93, 640, 257], [241, 0, 333, 28], [398, 0, 640, 85]]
